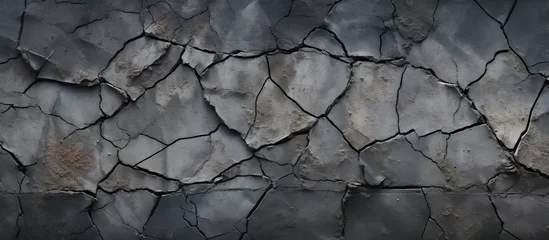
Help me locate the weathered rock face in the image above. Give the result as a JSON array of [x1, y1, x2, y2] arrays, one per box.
[[1, 0, 548, 239]]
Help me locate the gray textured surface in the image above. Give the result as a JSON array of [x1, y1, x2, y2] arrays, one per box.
[[1, 0, 548, 239]]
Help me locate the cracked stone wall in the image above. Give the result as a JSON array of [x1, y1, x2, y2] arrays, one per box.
[[1, 0, 549, 239]]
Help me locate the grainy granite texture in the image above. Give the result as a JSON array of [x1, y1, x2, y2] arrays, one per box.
[[1, 0, 548, 239]]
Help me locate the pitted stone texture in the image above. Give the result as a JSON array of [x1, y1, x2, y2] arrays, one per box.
[[516, 87, 549, 175], [182, 46, 217, 74], [329, 62, 403, 149], [505, 0, 549, 75], [100, 83, 126, 116], [0, 193, 19, 239], [18, 192, 100, 239], [19, 0, 143, 85], [324, 0, 394, 58], [101, 37, 170, 100], [469, 52, 545, 149], [247, 183, 345, 240], [99, 165, 179, 193], [493, 195, 549, 240], [201, 56, 269, 135], [295, 118, 362, 182], [398, 67, 478, 136], [344, 188, 429, 240], [0, 0, 23, 62], [441, 125, 510, 189], [425, 189, 502, 240], [21, 125, 117, 192], [26, 81, 103, 128], [138, 125, 252, 183], [407, 0, 507, 87], [185, 177, 270, 238], [102, 64, 219, 147], [0, 107, 76, 166], [92, 190, 157, 240], [268, 50, 350, 116], [304, 28, 346, 56], [245, 79, 316, 149], [360, 134, 445, 187], [392, 0, 438, 43]]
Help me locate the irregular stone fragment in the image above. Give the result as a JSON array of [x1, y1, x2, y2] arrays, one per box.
[[19, 0, 143, 84], [129, 44, 185, 100], [469, 52, 544, 148], [139, 125, 252, 183], [0, 57, 35, 94], [26, 81, 103, 128], [493, 195, 549, 240], [344, 188, 429, 240], [255, 134, 308, 165], [295, 118, 362, 182], [476, 0, 514, 24], [102, 37, 170, 99], [392, 0, 438, 42], [398, 67, 478, 136], [102, 65, 219, 145], [499, 231, 519, 240], [0, 193, 19, 239], [18, 192, 100, 239], [329, 62, 403, 149], [201, 56, 269, 135], [216, 158, 264, 181], [360, 134, 445, 187], [442, 125, 510, 188], [0, 148, 24, 193], [0, 107, 76, 166], [21, 125, 117, 192], [182, 46, 217, 74], [407, 0, 507, 86], [505, 0, 549, 75], [268, 50, 350, 116], [324, 0, 393, 58], [100, 83, 126, 116], [425, 189, 501, 240], [186, 177, 270, 238], [516, 88, 549, 175], [143, 193, 198, 239], [92, 190, 157, 240], [119, 135, 165, 166], [304, 28, 346, 56], [245, 79, 316, 149], [489, 168, 549, 195], [423, 219, 446, 240], [208, 0, 282, 53], [272, 0, 332, 50], [0, 0, 23, 61], [248, 183, 344, 240], [99, 165, 179, 193], [258, 159, 293, 182]]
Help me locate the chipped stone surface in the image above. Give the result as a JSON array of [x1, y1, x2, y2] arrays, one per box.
[[2, 0, 549, 238], [469, 52, 545, 148]]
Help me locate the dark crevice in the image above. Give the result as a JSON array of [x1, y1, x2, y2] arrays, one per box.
[[421, 188, 448, 240], [395, 64, 408, 132], [244, 77, 269, 139]]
